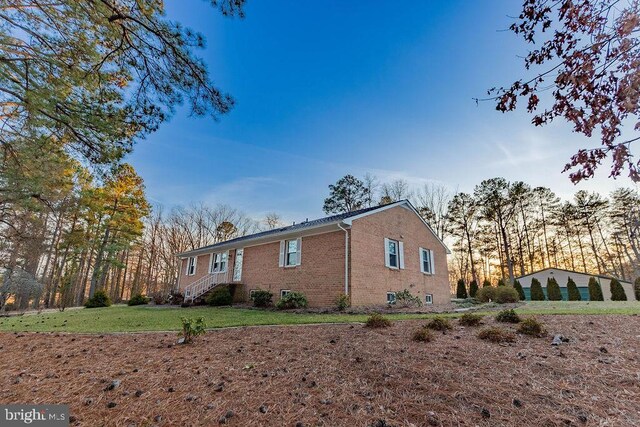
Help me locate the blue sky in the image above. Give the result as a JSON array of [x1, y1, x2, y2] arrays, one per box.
[[126, 0, 635, 223]]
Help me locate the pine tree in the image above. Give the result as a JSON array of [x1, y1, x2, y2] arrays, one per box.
[[567, 277, 581, 301], [546, 277, 563, 301], [513, 280, 525, 301], [482, 279, 492, 288], [530, 278, 545, 301], [610, 278, 627, 301], [588, 277, 604, 301], [469, 280, 479, 298], [456, 279, 468, 299]]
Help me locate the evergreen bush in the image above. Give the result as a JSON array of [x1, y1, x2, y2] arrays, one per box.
[[335, 293, 350, 311], [588, 277, 604, 301], [179, 317, 206, 344], [426, 317, 452, 331], [469, 280, 479, 298], [276, 291, 308, 309], [495, 286, 520, 303], [546, 277, 563, 301], [85, 289, 111, 308], [412, 326, 434, 342], [567, 277, 581, 301], [456, 279, 468, 299], [206, 286, 233, 306], [495, 309, 520, 323], [610, 278, 627, 301], [458, 313, 483, 326], [476, 286, 496, 303], [252, 290, 273, 308], [530, 278, 545, 301], [477, 327, 516, 343], [517, 317, 546, 337], [513, 280, 526, 301], [127, 293, 150, 306], [365, 313, 392, 328]]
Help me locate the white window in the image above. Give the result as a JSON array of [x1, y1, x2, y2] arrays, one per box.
[[233, 248, 244, 281], [420, 248, 435, 275], [384, 238, 404, 269], [210, 251, 228, 273], [281, 289, 291, 298], [387, 292, 396, 304], [279, 238, 301, 267], [425, 294, 433, 304], [186, 257, 196, 276]]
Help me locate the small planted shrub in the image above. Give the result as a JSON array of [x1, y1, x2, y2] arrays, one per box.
[[85, 290, 111, 308], [546, 277, 563, 301], [567, 277, 581, 301], [151, 292, 167, 305], [412, 327, 434, 342], [635, 277, 640, 301], [478, 327, 516, 343], [169, 291, 184, 306], [206, 286, 233, 306], [276, 291, 308, 309], [495, 286, 520, 304], [365, 313, 392, 328], [469, 280, 479, 298], [394, 289, 422, 308], [530, 278, 545, 301], [128, 293, 150, 306], [426, 316, 452, 331], [610, 278, 627, 301], [252, 290, 273, 308], [456, 279, 468, 299], [513, 280, 526, 301], [476, 286, 496, 303], [588, 277, 604, 301], [179, 317, 206, 344], [335, 293, 350, 311], [482, 279, 492, 288], [495, 309, 520, 323], [458, 313, 483, 327], [517, 317, 546, 337]]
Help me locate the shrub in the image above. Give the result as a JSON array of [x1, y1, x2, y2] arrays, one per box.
[[530, 278, 545, 301], [206, 286, 233, 306], [252, 290, 273, 308], [495, 286, 520, 304], [546, 277, 563, 301], [365, 313, 392, 328], [610, 278, 627, 301], [635, 277, 640, 301], [276, 291, 308, 309], [412, 327, 434, 342], [179, 317, 206, 344], [513, 280, 525, 301], [169, 291, 184, 306], [180, 301, 192, 308], [128, 293, 150, 306], [469, 280, 479, 298], [335, 293, 350, 311], [497, 279, 506, 287], [2, 303, 16, 312], [588, 277, 604, 301], [567, 277, 581, 301], [495, 309, 520, 323], [482, 279, 492, 288], [477, 327, 516, 343], [517, 317, 546, 337], [85, 290, 111, 308], [426, 316, 452, 331], [151, 292, 167, 305], [458, 313, 483, 327], [476, 286, 496, 303], [394, 289, 422, 308], [456, 279, 468, 299]]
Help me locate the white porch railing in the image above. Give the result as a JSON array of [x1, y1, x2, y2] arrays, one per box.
[[184, 270, 230, 302]]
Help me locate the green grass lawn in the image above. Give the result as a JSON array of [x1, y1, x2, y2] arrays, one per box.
[[0, 301, 637, 333]]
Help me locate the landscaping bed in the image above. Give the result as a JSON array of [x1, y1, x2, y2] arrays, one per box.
[[1, 314, 639, 426]]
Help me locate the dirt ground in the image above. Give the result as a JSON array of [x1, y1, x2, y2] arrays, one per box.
[[1, 315, 639, 427]]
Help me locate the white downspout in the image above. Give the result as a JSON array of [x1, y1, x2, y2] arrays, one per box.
[[337, 223, 349, 295]]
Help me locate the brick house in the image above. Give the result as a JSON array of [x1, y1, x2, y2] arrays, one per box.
[[176, 200, 450, 307]]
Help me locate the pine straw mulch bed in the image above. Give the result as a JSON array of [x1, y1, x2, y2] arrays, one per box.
[[0, 315, 639, 427]]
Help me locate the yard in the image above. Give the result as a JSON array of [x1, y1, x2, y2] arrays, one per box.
[[0, 301, 638, 333], [1, 313, 639, 426]]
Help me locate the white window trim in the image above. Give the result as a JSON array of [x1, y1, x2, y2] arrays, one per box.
[[419, 247, 435, 275], [280, 289, 291, 298], [425, 294, 433, 304], [385, 238, 403, 270], [387, 291, 396, 304], [186, 256, 197, 276], [282, 238, 301, 268], [209, 250, 229, 274]]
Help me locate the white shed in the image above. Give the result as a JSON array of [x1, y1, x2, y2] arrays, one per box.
[[515, 268, 636, 301]]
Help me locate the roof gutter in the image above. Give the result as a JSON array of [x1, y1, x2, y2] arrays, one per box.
[[337, 222, 349, 296]]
